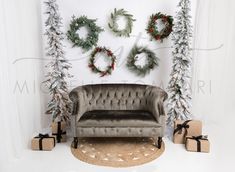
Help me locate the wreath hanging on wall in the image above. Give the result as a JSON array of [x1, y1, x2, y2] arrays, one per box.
[[126, 46, 159, 77], [67, 16, 104, 51], [108, 8, 136, 37], [146, 12, 173, 42], [88, 47, 116, 77]]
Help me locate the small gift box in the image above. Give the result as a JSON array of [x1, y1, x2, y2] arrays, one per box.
[[31, 134, 56, 151], [51, 121, 67, 143], [173, 120, 202, 144], [185, 135, 210, 153]]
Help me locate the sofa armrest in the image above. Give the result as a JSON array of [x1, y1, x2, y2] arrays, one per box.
[[148, 88, 168, 123], [69, 87, 87, 121]]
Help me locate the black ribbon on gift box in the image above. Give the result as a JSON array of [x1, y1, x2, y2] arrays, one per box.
[[173, 120, 192, 136], [34, 133, 55, 150], [52, 121, 66, 143], [187, 135, 208, 152]]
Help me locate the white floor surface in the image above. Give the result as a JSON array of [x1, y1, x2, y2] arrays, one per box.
[[3, 120, 235, 172]]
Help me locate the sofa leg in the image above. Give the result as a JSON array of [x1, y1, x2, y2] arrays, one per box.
[[73, 137, 78, 149], [157, 137, 162, 149]]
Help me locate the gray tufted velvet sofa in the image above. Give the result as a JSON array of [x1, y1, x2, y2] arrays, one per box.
[[69, 84, 168, 148]]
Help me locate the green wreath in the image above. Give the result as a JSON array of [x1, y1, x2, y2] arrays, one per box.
[[67, 16, 104, 51], [146, 12, 173, 42], [126, 46, 159, 76], [88, 47, 116, 77], [108, 8, 136, 37]]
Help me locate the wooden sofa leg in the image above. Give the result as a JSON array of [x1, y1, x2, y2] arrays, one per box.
[[73, 137, 78, 149], [157, 137, 162, 149]]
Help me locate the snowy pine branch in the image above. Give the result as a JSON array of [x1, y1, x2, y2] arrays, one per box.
[[167, 0, 193, 126], [44, 0, 72, 122]]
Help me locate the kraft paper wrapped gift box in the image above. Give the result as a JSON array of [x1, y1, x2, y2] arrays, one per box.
[[31, 134, 56, 151], [173, 120, 202, 144], [51, 121, 67, 143], [185, 135, 210, 153]]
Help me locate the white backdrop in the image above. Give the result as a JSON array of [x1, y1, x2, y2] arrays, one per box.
[[0, 0, 46, 166], [41, 0, 197, 88], [1, 0, 235, 171]]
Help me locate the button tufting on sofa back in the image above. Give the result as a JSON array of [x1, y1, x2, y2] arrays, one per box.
[[82, 84, 153, 111]]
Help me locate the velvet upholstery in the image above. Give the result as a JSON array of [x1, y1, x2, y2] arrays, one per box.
[[69, 84, 168, 143]]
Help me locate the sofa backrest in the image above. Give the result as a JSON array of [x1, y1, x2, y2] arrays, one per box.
[[81, 84, 155, 111]]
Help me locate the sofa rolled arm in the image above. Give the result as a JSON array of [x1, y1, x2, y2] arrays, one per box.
[[69, 87, 87, 121], [148, 88, 168, 123]]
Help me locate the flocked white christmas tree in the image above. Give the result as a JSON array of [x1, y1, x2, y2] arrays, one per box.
[[167, 0, 193, 126], [44, 0, 72, 122]]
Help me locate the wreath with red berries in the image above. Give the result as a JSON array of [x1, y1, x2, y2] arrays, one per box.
[[146, 12, 173, 42], [88, 47, 116, 77]]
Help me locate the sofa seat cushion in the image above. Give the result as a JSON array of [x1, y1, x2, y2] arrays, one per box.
[[77, 110, 161, 127]]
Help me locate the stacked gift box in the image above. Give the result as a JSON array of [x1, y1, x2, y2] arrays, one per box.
[[173, 120, 210, 153], [31, 134, 56, 151], [51, 121, 67, 143], [31, 121, 67, 151]]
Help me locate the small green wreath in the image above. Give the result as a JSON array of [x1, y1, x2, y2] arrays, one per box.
[[89, 47, 116, 77], [126, 46, 159, 76], [108, 8, 136, 37], [146, 12, 173, 42], [67, 16, 104, 51]]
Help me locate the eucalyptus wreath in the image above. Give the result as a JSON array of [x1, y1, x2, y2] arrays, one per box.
[[126, 46, 159, 76], [108, 8, 136, 37], [88, 47, 116, 77], [67, 16, 104, 51]]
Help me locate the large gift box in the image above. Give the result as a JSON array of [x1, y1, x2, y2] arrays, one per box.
[[51, 121, 67, 143], [173, 120, 202, 144], [185, 135, 210, 153], [31, 134, 56, 151]]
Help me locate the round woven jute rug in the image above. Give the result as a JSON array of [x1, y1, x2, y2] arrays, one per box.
[[71, 137, 165, 167]]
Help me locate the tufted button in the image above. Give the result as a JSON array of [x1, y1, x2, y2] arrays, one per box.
[[152, 128, 157, 133]]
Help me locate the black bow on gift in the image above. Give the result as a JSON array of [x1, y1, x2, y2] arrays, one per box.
[[52, 122, 66, 143], [34, 133, 55, 150], [173, 120, 192, 135], [187, 135, 208, 152]]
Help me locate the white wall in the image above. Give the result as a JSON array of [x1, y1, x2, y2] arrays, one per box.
[[41, 0, 197, 90]]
